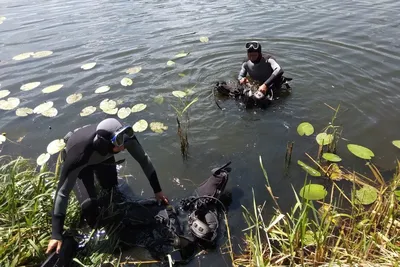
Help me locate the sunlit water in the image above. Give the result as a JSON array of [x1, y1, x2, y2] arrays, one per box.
[[1, 0, 400, 265]]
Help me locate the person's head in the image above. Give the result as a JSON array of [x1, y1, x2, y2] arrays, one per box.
[[93, 118, 135, 155], [245, 41, 262, 64]]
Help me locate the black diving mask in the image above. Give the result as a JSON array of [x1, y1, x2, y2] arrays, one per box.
[[245, 41, 260, 51], [110, 126, 134, 147]]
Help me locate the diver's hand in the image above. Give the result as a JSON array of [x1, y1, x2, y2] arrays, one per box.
[[239, 78, 248, 85], [46, 239, 62, 254], [155, 191, 169, 205], [258, 84, 268, 93]]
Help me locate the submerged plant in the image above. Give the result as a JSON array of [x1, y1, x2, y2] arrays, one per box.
[[170, 86, 198, 159]]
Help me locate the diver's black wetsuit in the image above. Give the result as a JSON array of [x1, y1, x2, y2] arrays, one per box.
[[51, 119, 162, 240], [238, 55, 284, 92]]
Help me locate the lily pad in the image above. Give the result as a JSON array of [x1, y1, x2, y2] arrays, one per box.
[[347, 144, 374, 160], [0, 97, 20, 110], [316, 133, 333, 146], [297, 160, 321, 177], [0, 90, 10, 99], [103, 108, 118, 115], [121, 77, 133, 87], [154, 95, 164, 104], [125, 67, 142, 74], [16, 107, 33, 117], [0, 135, 6, 144], [100, 99, 117, 111], [66, 93, 83, 104], [95, 85, 110, 94], [167, 60, 175, 67], [199, 36, 209, 43], [303, 230, 316, 246], [81, 62, 96, 70], [131, 103, 147, 113], [172, 90, 186, 98], [47, 139, 66, 155], [174, 52, 189, 58], [42, 84, 63, 94], [322, 153, 342, 162], [33, 101, 53, 114], [20, 82, 41, 91], [392, 140, 400, 149], [178, 73, 186, 77], [297, 122, 314, 136], [394, 190, 400, 201], [13, 52, 34, 61], [42, 107, 58, 117], [0, 16, 6, 21], [355, 186, 378, 205], [300, 184, 327, 201], [80, 106, 96, 117], [185, 88, 195, 95], [133, 119, 148, 133], [117, 107, 131, 119], [32, 51, 53, 58], [150, 122, 168, 133], [36, 153, 50, 166]]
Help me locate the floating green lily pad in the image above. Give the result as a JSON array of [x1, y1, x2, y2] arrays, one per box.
[[347, 144, 374, 160], [0, 135, 6, 144], [95, 85, 110, 94], [66, 93, 83, 104], [42, 107, 58, 117], [300, 184, 327, 200], [131, 103, 147, 113], [42, 84, 63, 94], [297, 122, 314, 136], [178, 73, 186, 77], [154, 95, 164, 104], [185, 88, 195, 95], [32, 51, 53, 58], [13, 52, 34, 61], [150, 122, 168, 133], [355, 186, 378, 205], [174, 52, 189, 58], [117, 107, 131, 119], [167, 60, 175, 66], [298, 160, 321, 177], [322, 153, 342, 162], [125, 67, 142, 74], [199, 36, 209, 43], [316, 133, 333, 146], [80, 106, 96, 117], [81, 62, 96, 70], [16, 107, 33, 117], [20, 82, 41, 91], [133, 119, 148, 133], [36, 153, 50, 166], [47, 139, 66, 155], [0, 97, 20, 110], [392, 140, 400, 149], [172, 90, 186, 98], [394, 190, 400, 201], [121, 77, 133, 87], [33, 101, 53, 114], [100, 99, 117, 111], [103, 108, 118, 115], [0, 90, 10, 99]]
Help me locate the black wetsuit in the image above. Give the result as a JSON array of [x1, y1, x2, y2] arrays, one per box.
[[238, 55, 284, 91], [51, 120, 162, 240]]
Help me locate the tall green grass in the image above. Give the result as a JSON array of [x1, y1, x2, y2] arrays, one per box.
[[0, 155, 80, 266]]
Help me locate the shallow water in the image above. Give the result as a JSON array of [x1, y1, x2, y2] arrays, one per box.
[[1, 0, 400, 265]]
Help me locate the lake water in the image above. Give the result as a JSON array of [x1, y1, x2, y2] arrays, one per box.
[[1, 0, 400, 265]]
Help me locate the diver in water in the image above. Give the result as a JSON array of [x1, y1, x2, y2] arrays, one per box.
[[215, 41, 292, 108], [46, 118, 169, 255], [238, 41, 284, 100]]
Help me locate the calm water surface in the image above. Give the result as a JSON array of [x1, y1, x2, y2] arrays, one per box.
[[1, 0, 400, 265]]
